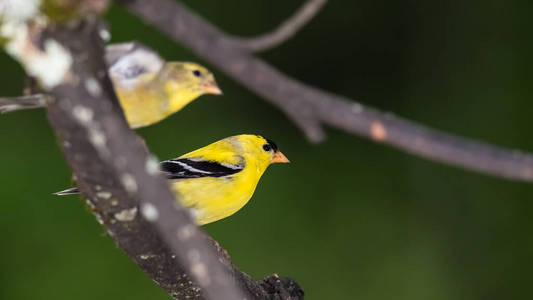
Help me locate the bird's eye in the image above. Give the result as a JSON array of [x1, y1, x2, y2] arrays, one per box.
[[192, 70, 202, 77], [262, 144, 272, 152]]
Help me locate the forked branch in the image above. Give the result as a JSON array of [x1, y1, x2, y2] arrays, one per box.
[[228, 0, 327, 52]]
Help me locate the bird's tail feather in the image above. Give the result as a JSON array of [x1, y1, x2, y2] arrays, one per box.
[[0, 94, 51, 114], [54, 187, 80, 196]]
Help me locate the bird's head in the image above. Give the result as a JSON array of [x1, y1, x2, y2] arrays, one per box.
[[161, 62, 222, 110], [234, 135, 290, 169]]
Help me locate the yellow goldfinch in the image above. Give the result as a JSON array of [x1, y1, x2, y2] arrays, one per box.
[[0, 42, 222, 128], [56, 134, 290, 225], [106, 42, 222, 128]]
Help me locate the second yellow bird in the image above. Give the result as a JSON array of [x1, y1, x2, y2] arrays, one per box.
[[107, 43, 222, 128], [0, 42, 222, 129]]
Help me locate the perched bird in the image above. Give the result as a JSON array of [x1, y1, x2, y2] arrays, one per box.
[[105, 42, 222, 128], [56, 134, 290, 225], [0, 42, 222, 128]]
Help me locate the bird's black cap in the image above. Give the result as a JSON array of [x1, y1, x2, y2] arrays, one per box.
[[265, 138, 279, 152]]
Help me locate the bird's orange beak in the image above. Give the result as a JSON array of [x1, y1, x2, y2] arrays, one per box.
[[203, 80, 223, 95], [272, 151, 290, 163]]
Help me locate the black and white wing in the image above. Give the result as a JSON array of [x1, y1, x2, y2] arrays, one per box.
[[160, 158, 244, 179], [55, 157, 244, 195], [105, 42, 164, 88]]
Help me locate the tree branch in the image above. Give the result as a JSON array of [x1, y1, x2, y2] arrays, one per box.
[[121, 0, 533, 182], [43, 19, 247, 300], [227, 0, 327, 52], [2, 11, 303, 299]]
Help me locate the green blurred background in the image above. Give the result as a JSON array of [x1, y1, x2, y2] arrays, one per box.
[[2, 0, 533, 299]]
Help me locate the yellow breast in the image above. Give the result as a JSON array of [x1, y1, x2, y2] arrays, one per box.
[[112, 77, 201, 129], [170, 161, 264, 225], [115, 87, 169, 128]]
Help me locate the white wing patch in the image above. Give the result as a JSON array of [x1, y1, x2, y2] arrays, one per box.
[[172, 160, 214, 174], [106, 42, 164, 89], [160, 158, 245, 179]]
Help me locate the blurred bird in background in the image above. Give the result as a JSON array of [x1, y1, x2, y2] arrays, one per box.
[[0, 42, 222, 128]]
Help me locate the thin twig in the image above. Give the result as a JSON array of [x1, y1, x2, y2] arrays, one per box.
[[228, 0, 327, 52], [122, 0, 533, 182], [0, 94, 50, 113]]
